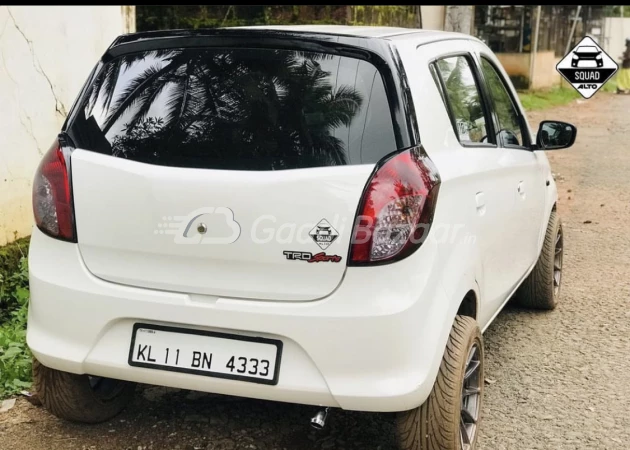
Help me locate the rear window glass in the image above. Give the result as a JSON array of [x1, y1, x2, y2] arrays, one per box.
[[67, 47, 397, 170]]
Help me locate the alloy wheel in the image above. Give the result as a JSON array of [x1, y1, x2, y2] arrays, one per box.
[[88, 376, 126, 402], [460, 343, 481, 450], [554, 224, 563, 296]]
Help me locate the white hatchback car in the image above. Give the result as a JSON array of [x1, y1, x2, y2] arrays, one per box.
[[27, 26, 575, 450]]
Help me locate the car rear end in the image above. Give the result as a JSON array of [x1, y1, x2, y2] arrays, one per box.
[[27, 29, 445, 412]]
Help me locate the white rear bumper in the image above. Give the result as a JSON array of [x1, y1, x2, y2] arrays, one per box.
[[27, 227, 452, 412]]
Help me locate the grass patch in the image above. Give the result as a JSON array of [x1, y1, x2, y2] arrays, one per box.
[[518, 86, 581, 111], [0, 237, 32, 398], [519, 75, 618, 111], [601, 74, 618, 93]]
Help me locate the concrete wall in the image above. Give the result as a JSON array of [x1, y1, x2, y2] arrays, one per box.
[[444, 5, 474, 35], [421, 6, 445, 31], [602, 17, 630, 64], [0, 6, 134, 245], [530, 51, 562, 90], [495, 51, 561, 90]]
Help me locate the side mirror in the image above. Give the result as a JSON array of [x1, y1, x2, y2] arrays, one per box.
[[536, 120, 577, 150]]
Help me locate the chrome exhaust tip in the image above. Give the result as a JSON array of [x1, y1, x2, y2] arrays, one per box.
[[310, 407, 329, 430]]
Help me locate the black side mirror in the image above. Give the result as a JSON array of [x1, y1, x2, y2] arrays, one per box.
[[536, 120, 577, 150]]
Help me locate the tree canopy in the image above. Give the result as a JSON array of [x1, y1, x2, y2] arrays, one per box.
[[137, 6, 422, 31]]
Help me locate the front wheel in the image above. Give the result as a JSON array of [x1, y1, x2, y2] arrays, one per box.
[[33, 358, 136, 423], [396, 316, 483, 450], [513, 210, 563, 310]]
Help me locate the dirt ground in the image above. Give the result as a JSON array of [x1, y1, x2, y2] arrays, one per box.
[[1, 93, 630, 450]]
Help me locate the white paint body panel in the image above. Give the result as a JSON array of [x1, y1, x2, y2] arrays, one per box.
[[72, 150, 372, 301], [28, 28, 559, 412]]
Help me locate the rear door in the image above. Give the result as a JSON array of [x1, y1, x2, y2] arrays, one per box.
[[66, 45, 399, 301], [472, 47, 547, 306], [428, 51, 519, 321]]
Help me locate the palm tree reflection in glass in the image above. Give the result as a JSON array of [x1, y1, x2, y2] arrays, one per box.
[[82, 48, 365, 170]]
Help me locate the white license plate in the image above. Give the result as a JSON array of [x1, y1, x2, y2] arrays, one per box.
[[128, 324, 282, 385]]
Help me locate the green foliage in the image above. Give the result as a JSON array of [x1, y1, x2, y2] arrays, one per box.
[[1, 256, 29, 316], [0, 237, 29, 314], [604, 6, 630, 18], [136, 6, 421, 32], [0, 297, 31, 398], [0, 238, 32, 399]]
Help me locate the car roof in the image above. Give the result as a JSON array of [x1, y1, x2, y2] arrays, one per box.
[[111, 25, 473, 48], [236, 24, 421, 37], [231, 25, 471, 43]]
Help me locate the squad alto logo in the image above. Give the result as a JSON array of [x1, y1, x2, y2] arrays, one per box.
[[556, 36, 618, 99], [309, 219, 339, 250]]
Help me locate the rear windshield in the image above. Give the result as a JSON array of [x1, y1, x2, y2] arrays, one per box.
[[66, 47, 397, 170]]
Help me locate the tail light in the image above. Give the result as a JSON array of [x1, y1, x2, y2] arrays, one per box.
[[349, 147, 440, 265], [32, 137, 76, 242]]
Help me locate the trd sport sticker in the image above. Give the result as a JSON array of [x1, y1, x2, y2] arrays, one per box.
[[309, 219, 339, 250], [556, 36, 618, 99], [283, 251, 342, 263]]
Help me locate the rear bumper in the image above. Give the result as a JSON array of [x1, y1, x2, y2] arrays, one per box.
[[27, 227, 451, 412]]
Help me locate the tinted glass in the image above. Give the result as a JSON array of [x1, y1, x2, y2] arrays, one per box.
[[67, 48, 397, 170], [480, 58, 524, 147], [539, 121, 575, 149], [435, 56, 489, 144]]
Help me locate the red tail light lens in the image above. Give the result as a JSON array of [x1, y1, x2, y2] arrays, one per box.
[[349, 147, 440, 265], [32, 139, 76, 242]]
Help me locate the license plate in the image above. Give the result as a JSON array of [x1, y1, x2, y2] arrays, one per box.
[[128, 323, 282, 385]]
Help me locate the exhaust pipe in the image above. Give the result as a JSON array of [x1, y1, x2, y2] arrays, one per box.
[[310, 407, 329, 430]]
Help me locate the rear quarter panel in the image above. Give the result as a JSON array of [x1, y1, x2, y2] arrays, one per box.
[[395, 38, 484, 322]]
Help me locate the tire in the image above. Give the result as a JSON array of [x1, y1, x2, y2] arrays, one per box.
[[32, 358, 136, 423], [513, 209, 563, 310], [396, 316, 483, 450]]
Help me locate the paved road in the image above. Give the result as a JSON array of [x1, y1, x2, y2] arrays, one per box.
[[1, 93, 629, 450]]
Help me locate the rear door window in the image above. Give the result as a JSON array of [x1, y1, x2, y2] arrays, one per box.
[[67, 47, 397, 170], [433, 55, 491, 145]]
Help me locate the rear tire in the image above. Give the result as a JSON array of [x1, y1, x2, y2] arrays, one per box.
[[32, 358, 136, 423], [396, 316, 483, 450], [513, 210, 563, 310]]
